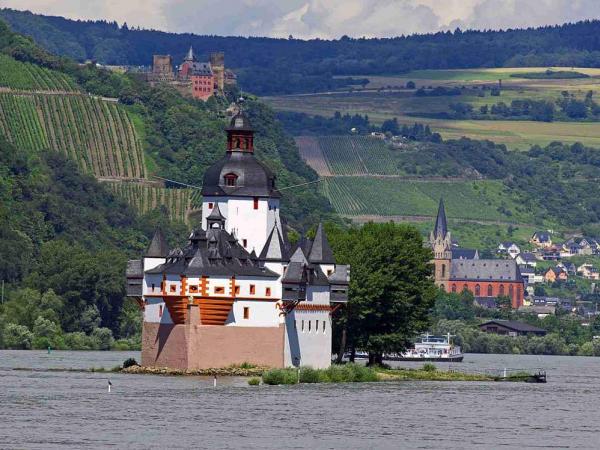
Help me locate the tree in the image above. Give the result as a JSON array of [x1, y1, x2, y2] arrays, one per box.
[[3, 323, 33, 349], [328, 222, 436, 365], [91, 327, 114, 350]]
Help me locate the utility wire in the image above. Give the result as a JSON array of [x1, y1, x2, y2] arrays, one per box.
[[151, 175, 322, 192]]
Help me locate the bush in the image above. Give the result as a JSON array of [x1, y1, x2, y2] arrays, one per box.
[[91, 327, 114, 350], [299, 367, 323, 383], [248, 377, 261, 386], [3, 323, 33, 349], [122, 357, 138, 368], [262, 368, 298, 385], [423, 363, 437, 372]]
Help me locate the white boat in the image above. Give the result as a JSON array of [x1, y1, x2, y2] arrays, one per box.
[[390, 333, 464, 362]]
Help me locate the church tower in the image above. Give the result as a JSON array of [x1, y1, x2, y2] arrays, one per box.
[[201, 103, 281, 254], [430, 198, 452, 288]]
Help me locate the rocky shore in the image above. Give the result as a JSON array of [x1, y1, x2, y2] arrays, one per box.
[[120, 364, 267, 377]]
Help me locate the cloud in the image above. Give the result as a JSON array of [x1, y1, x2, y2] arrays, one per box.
[[1, 0, 599, 38]]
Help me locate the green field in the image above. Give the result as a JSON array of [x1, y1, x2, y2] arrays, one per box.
[[0, 92, 146, 178], [0, 54, 78, 91], [321, 177, 535, 223], [265, 67, 600, 150], [316, 135, 397, 175]]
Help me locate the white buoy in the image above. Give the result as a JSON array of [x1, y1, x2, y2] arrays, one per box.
[[108, 379, 112, 393]]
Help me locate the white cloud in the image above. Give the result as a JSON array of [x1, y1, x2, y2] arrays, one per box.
[[1, 0, 599, 38]]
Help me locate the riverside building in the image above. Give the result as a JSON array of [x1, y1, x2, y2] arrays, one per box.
[[126, 108, 349, 369]]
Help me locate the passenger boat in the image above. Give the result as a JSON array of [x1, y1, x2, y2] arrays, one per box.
[[390, 333, 464, 362]]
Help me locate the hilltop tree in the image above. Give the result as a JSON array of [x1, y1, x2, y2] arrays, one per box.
[[328, 222, 436, 365]]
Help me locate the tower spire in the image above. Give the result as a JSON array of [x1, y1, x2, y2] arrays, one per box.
[[433, 198, 448, 240]]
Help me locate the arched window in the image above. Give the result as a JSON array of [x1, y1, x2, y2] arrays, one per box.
[[509, 285, 514, 298], [487, 285, 493, 297], [441, 264, 446, 278], [499, 285, 505, 296], [224, 173, 238, 187], [474, 284, 481, 296], [451, 284, 457, 293]]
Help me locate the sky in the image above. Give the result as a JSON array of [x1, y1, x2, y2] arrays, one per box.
[[0, 0, 599, 39]]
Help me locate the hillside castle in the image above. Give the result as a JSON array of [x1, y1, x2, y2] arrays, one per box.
[[431, 199, 524, 308], [146, 47, 236, 101], [126, 108, 349, 369]]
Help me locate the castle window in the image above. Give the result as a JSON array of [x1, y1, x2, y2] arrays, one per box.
[[243, 239, 247, 248], [170, 285, 177, 293], [316, 320, 319, 331], [327, 269, 333, 276], [208, 202, 213, 209], [215, 286, 225, 294], [224, 173, 238, 187], [250, 284, 256, 295], [266, 287, 271, 296], [441, 264, 446, 278], [323, 321, 326, 333], [253, 197, 259, 210], [301, 320, 305, 332], [499, 285, 505, 296], [308, 320, 311, 332], [235, 286, 240, 295], [451, 284, 457, 293], [243, 307, 250, 319], [474, 284, 481, 296], [189, 285, 198, 293]]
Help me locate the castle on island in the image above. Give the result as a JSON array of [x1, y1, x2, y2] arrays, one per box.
[[430, 199, 524, 309], [146, 46, 236, 101], [126, 108, 349, 370]]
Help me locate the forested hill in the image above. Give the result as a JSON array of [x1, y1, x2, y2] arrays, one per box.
[[2, 8, 600, 95]]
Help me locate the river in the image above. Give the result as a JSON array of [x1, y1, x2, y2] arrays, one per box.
[[1, 351, 599, 449]]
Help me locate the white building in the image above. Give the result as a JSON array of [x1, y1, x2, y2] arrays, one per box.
[[127, 109, 349, 370]]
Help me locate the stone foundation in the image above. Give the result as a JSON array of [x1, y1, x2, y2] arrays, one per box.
[[142, 322, 285, 370]]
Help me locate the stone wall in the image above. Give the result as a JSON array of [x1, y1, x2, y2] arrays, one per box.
[[142, 321, 285, 369]]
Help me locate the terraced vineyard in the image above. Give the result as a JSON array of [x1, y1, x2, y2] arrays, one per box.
[[105, 181, 196, 223], [0, 93, 146, 178], [322, 177, 534, 223], [295, 136, 331, 176], [0, 54, 78, 91], [316, 136, 398, 175]]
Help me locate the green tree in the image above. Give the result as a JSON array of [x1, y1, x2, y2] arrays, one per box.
[[329, 222, 436, 365], [91, 327, 114, 350], [3, 323, 33, 349]]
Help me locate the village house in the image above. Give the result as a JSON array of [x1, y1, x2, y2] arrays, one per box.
[[544, 266, 568, 283], [515, 252, 538, 268], [577, 264, 600, 280], [530, 231, 552, 248], [540, 246, 561, 261], [126, 108, 349, 370], [431, 199, 525, 309], [563, 237, 600, 256], [557, 261, 577, 276], [479, 320, 546, 337], [497, 242, 521, 258], [519, 265, 536, 285]]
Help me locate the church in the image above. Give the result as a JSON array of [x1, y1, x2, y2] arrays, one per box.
[[126, 107, 349, 370], [431, 199, 524, 309]]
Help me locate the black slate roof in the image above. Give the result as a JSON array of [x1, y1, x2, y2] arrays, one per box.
[[146, 229, 169, 258], [479, 320, 546, 333], [201, 150, 280, 198], [308, 223, 336, 264], [450, 259, 522, 282], [452, 248, 479, 260], [145, 227, 278, 278], [259, 225, 291, 262]]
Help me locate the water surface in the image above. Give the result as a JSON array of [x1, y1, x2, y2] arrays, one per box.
[[1, 351, 598, 449]]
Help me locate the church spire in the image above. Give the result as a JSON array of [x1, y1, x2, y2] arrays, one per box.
[[146, 228, 169, 257], [184, 45, 195, 61], [433, 198, 448, 240]]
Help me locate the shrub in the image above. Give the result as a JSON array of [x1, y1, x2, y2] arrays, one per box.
[[345, 363, 379, 382], [262, 368, 298, 385], [423, 363, 437, 372], [122, 357, 138, 368], [248, 377, 261, 386], [299, 367, 322, 383], [91, 327, 114, 350], [3, 323, 33, 349]]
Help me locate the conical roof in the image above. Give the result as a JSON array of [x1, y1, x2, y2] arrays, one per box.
[[259, 225, 291, 262], [184, 45, 195, 61], [308, 223, 335, 264], [433, 198, 448, 240], [146, 228, 169, 258], [207, 203, 225, 221]]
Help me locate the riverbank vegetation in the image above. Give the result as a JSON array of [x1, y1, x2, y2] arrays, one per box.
[[432, 290, 600, 357]]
